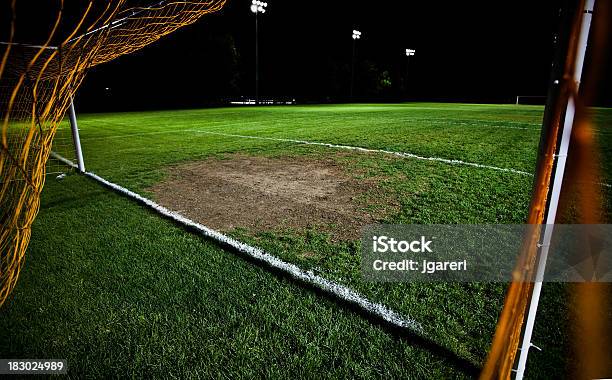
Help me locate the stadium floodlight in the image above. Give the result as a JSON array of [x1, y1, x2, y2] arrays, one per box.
[[404, 49, 416, 98], [250, 0, 267, 14], [350, 29, 362, 98], [250, 0, 268, 105]]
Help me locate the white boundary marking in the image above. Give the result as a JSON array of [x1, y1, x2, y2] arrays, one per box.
[[69, 129, 612, 185], [77, 127, 535, 176], [49, 151, 423, 332], [78, 125, 537, 143], [188, 130, 535, 177]]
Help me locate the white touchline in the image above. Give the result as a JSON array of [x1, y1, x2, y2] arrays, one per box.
[[76, 124, 535, 142], [188, 130, 535, 177], [395, 117, 542, 130], [77, 117, 541, 142], [60, 129, 612, 187], [49, 151, 423, 333]]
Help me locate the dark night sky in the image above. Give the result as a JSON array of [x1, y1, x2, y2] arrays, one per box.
[[2, 1, 611, 111]]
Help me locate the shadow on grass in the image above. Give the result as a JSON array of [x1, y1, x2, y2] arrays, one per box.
[[216, 236, 482, 378], [39, 190, 107, 211], [87, 173, 481, 378]]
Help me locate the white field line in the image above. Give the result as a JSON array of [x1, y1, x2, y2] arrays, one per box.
[[78, 129, 193, 141], [188, 130, 535, 177], [73, 129, 612, 186], [49, 151, 423, 332], [457, 125, 534, 131], [394, 117, 542, 130], [195, 132, 609, 188], [456, 124, 536, 131], [76, 127, 535, 176], [78, 117, 541, 142], [79, 126, 536, 142]]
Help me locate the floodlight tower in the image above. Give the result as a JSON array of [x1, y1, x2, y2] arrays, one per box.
[[250, 0, 268, 105], [405, 49, 416, 98], [350, 29, 362, 99]]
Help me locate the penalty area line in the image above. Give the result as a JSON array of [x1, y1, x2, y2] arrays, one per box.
[[49, 151, 423, 333], [189, 130, 535, 177]]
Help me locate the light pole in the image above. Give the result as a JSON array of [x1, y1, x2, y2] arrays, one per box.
[[350, 29, 361, 100], [250, 0, 267, 105], [405, 49, 415, 98]]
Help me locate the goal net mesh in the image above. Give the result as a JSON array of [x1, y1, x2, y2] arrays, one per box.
[[0, 0, 226, 307]]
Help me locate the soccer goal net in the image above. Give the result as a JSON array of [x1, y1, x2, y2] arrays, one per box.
[[515, 95, 547, 105], [1, 1, 607, 379], [0, 0, 226, 307]]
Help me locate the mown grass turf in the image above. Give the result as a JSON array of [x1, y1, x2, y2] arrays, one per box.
[[56, 103, 545, 179], [3, 103, 611, 378], [1, 176, 475, 378], [53, 102, 612, 186]]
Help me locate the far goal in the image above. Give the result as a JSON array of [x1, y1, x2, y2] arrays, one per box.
[[515, 95, 547, 105]]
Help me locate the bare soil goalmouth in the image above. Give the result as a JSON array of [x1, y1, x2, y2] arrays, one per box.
[[149, 154, 398, 241]]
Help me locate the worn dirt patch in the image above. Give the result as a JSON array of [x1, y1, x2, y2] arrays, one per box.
[[149, 154, 398, 241]]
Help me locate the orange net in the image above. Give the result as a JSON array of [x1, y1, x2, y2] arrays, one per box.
[[479, 3, 584, 375], [480, 0, 610, 377], [0, 0, 226, 307]]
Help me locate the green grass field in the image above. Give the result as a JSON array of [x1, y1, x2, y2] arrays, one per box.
[[2, 103, 611, 378]]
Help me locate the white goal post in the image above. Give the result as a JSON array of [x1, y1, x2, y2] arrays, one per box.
[[515, 95, 547, 105]]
